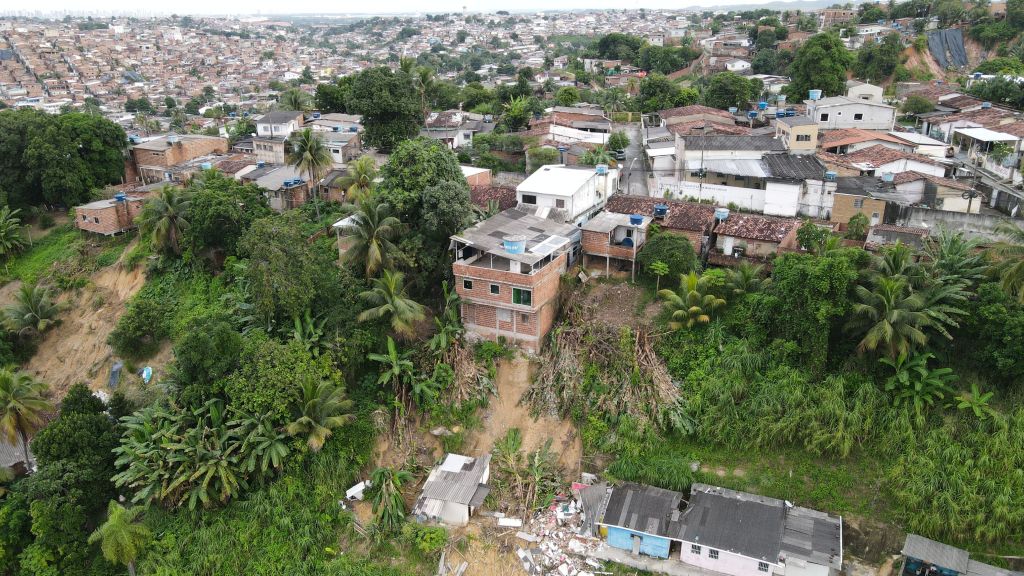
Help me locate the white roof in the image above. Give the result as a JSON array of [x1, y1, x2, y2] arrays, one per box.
[[806, 96, 895, 109], [439, 453, 473, 473], [517, 165, 598, 197], [646, 147, 676, 158], [889, 131, 947, 146], [460, 165, 490, 178], [953, 127, 1020, 143]]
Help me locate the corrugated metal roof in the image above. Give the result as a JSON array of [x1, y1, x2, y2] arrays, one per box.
[[903, 534, 970, 573], [599, 482, 687, 539], [0, 435, 32, 469], [680, 135, 786, 152], [781, 506, 843, 569], [417, 453, 491, 506], [686, 158, 767, 178], [679, 483, 786, 562]]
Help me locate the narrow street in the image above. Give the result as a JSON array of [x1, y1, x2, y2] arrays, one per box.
[[615, 122, 649, 197]]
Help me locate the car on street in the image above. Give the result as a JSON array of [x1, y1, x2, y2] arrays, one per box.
[[613, 149, 626, 161]]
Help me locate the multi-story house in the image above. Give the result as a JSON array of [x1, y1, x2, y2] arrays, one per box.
[[450, 207, 576, 353], [129, 134, 229, 183], [254, 110, 304, 164]]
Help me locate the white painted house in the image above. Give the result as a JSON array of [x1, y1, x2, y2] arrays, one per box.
[[412, 454, 491, 527], [804, 96, 896, 131], [516, 164, 619, 225], [256, 110, 303, 139], [726, 59, 751, 73], [846, 80, 884, 102]]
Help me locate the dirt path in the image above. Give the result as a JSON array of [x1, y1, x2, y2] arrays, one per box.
[[22, 258, 158, 400], [465, 357, 581, 476]]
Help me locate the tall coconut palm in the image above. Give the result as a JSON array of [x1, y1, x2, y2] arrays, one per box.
[[88, 501, 152, 576], [847, 276, 930, 359], [726, 262, 770, 297], [413, 66, 436, 120], [287, 128, 332, 221], [338, 195, 402, 277], [0, 369, 51, 467], [357, 270, 426, 337], [989, 221, 1024, 303], [285, 378, 354, 452], [137, 185, 192, 257], [922, 226, 986, 288], [0, 207, 27, 268], [658, 271, 727, 330], [4, 283, 59, 337], [337, 155, 378, 201], [367, 466, 413, 534], [278, 88, 311, 112], [579, 145, 614, 167]]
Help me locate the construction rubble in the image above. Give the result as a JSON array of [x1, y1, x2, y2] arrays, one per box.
[[505, 480, 612, 576]]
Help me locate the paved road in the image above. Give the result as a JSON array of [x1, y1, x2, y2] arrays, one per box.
[[615, 122, 649, 197]]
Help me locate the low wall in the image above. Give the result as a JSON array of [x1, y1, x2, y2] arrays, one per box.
[[897, 206, 1017, 242]]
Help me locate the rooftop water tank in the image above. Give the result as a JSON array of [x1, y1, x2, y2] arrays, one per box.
[[882, 173, 895, 182], [200, 162, 212, 170], [333, 126, 341, 132], [312, 112, 321, 119], [629, 214, 643, 226], [653, 204, 668, 218], [503, 235, 526, 254], [348, 126, 358, 132], [257, 161, 266, 168], [785, 109, 796, 117], [973, 72, 983, 79], [825, 171, 837, 181], [747, 111, 758, 119], [595, 164, 608, 175], [114, 193, 127, 202], [728, 106, 738, 114], [808, 89, 823, 100], [758, 101, 768, 110], [715, 207, 730, 221], [982, 102, 992, 109], [167, 134, 180, 144], [776, 111, 785, 118]]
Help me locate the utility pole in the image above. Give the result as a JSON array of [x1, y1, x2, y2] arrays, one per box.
[[698, 122, 707, 203]]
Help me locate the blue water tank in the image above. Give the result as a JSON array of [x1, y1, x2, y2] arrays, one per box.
[[776, 111, 785, 118], [973, 72, 982, 79], [114, 193, 127, 202], [728, 106, 738, 114], [808, 89, 822, 100], [349, 126, 358, 132], [595, 164, 608, 175], [982, 102, 992, 109], [785, 109, 795, 117], [747, 111, 758, 119], [257, 161, 266, 168], [629, 214, 643, 226], [200, 162, 212, 170], [620, 237, 634, 247], [653, 204, 668, 217], [825, 171, 837, 181], [503, 235, 526, 254], [758, 101, 768, 110], [881, 173, 895, 182], [312, 112, 321, 119], [714, 207, 730, 221]]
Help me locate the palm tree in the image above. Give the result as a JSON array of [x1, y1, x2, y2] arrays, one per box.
[[4, 283, 59, 337], [579, 145, 614, 167], [413, 66, 436, 120], [278, 88, 311, 112], [398, 57, 416, 75], [357, 269, 426, 337], [989, 221, 1024, 303], [337, 155, 378, 201], [287, 128, 332, 221], [88, 501, 152, 576], [285, 378, 354, 452], [338, 195, 402, 277], [0, 369, 52, 468], [137, 185, 192, 257], [0, 207, 27, 269], [368, 336, 415, 399], [847, 276, 930, 359], [922, 226, 986, 287], [367, 466, 413, 534], [658, 272, 727, 330], [726, 262, 770, 297]]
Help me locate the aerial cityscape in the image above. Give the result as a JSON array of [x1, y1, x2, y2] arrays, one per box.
[[1, 2, 1023, 575]]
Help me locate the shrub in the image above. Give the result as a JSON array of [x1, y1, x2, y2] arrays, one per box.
[[636, 233, 698, 286]]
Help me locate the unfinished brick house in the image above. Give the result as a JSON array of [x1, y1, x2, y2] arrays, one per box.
[[581, 211, 652, 280], [130, 134, 229, 183], [74, 194, 145, 236], [604, 194, 717, 252], [451, 207, 576, 353]]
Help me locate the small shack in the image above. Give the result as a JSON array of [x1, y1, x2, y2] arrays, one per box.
[[74, 194, 145, 236], [412, 453, 491, 527], [901, 534, 1022, 576]]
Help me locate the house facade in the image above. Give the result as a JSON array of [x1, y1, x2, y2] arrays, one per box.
[[805, 96, 896, 131], [254, 110, 303, 164], [775, 116, 818, 154], [74, 194, 145, 235], [130, 134, 229, 183], [516, 164, 618, 225], [412, 454, 491, 527], [581, 212, 652, 279], [451, 208, 576, 353]]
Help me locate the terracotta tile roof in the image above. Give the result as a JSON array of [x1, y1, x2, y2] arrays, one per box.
[[843, 144, 942, 168], [902, 84, 959, 103], [667, 120, 751, 136], [661, 104, 735, 122], [940, 94, 983, 110], [870, 224, 929, 235], [892, 170, 973, 191], [604, 194, 716, 233], [821, 128, 906, 149], [932, 107, 1015, 127], [470, 185, 518, 211], [714, 213, 800, 243]]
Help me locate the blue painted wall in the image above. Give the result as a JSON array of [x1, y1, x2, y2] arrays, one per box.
[[605, 526, 671, 559]]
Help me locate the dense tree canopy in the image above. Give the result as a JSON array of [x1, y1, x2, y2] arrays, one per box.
[[347, 67, 422, 151], [785, 33, 853, 102]]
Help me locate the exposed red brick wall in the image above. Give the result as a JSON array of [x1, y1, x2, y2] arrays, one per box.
[[74, 198, 144, 235], [581, 229, 642, 260]]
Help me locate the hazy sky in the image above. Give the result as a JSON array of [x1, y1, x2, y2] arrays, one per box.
[[16, 0, 760, 16]]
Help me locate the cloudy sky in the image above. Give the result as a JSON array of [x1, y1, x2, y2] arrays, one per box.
[[15, 0, 762, 16]]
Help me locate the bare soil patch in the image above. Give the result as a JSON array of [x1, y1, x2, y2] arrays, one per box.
[[581, 282, 647, 329], [465, 357, 581, 476]]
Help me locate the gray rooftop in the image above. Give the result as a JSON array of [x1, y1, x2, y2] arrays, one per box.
[[452, 207, 576, 266], [131, 133, 224, 151], [417, 453, 491, 506], [762, 154, 827, 181], [966, 560, 1024, 576], [903, 534, 970, 574], [679, 484, 786, 562], [258, 110, 304, 124], [582, 211, 652, 233], [777, 115, 818, 127], [0, 434, 33, 470], [680, 135, 786, 152], [781, 505, 843, 570], [599, 482, 687, 539]]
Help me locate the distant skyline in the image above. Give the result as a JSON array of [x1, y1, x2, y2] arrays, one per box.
[[6, 0, 820, 17]]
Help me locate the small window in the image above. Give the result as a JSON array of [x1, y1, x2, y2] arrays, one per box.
[[520, 313, 529, 323], [709, 549, 720, 560], [872, 212, 880, 219], [512, 288, 532, 305], [522, 194, 537, 205], [93, 217, 100, 223], [490, 284, 500, 295], [625, 228, 633, 238], [691, 544, 702, 555], [81, 214, 87, 221], [820, 113, 829, 121], [796, 134, 811, 142], [497, 308, 511, 322], [854, 113, 864, 121], [759, 562, 770, 573], [555, 199, 565, 208], [690, 171, 703, 178], [463, 279, 473, 290], [853, 198, 864, 208]]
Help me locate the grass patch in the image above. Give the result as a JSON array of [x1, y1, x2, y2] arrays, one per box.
[[2, 224, 79, 285]]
